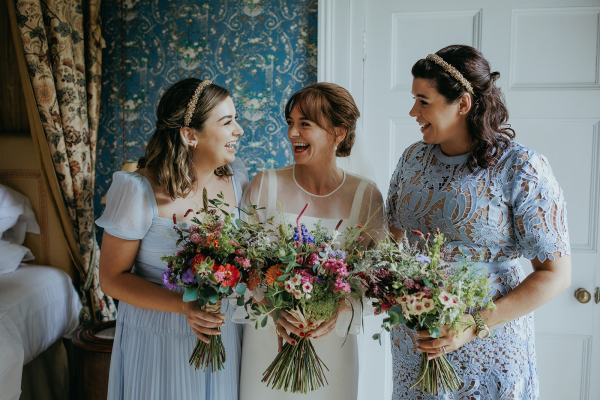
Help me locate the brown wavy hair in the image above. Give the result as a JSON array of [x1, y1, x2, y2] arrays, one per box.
[[138, 78, 232, 199], [412, 45, 515, 169], [284, 82, 360, 157]]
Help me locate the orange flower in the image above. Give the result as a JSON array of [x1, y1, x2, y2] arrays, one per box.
[[247, 269, 260, 291], [265, 265, 283, 286]]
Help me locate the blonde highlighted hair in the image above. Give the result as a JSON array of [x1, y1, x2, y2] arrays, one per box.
[[138, 78, 232, 199]]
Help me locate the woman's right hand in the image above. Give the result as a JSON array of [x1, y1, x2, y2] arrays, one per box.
[[275, 310, 308, 345], [181, 301, 225, 343]]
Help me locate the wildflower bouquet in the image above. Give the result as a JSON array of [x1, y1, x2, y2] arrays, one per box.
[[245, 205, 367, 393], [161, 190, 253, 371], [360, 231, 494, 395]]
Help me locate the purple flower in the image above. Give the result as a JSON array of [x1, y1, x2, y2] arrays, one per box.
[[181, 268, 196, 285], [416, 254, 431, 264], [293, 224, 315, 244], [162, 268, 177, 290], [329, 249, 347, 259]]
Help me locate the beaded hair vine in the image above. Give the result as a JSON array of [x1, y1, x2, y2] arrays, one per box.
[[425, 54, 474, 95], [183, 79, 212, 127]]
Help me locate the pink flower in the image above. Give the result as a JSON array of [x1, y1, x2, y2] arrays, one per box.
[[213, 264, 240, 287], [323, 258, 349, 277], [190, 233, 202, 244], [334, 278, 351, 293], [234, 256, 251, 269], [307, 253, 319, 266]]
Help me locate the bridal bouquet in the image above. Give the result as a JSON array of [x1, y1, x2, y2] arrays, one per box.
[[359, 231, 494, 395], [161, 190, 253, 371], [245, 205, 367, 393]]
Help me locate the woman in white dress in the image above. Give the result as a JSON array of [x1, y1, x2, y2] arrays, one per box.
[[239, 83, 385, 399]]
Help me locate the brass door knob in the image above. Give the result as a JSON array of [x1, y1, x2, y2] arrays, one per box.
[[595, 287, 600, 304], [575, 288, 591, 304]]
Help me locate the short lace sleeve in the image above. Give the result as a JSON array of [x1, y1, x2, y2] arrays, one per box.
[[511, 152, 571, 261], [96, 172, 154, 240]]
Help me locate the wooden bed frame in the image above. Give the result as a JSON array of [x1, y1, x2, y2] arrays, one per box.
[[0, 134, 79, 400], [0, 133, 77, 280]]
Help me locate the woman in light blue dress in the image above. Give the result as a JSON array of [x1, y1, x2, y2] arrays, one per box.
[[386, 45, 572, 399], [97, 78, 247, 400]]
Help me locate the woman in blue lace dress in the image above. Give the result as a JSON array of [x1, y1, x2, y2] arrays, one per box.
[[97, 79, 247, 400], [386, 45, 572, 399]]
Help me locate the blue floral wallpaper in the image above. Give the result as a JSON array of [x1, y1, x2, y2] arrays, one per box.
[[95, 0, 318, 212]]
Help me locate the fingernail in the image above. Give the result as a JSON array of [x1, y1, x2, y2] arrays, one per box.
[[299, 324, 304, 329], [299, 332, 305, 337], [292, 341, 297, 345]]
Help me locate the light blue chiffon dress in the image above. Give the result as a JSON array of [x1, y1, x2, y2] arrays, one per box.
[[386, 141, 570, 399], [96, 162, 247, 400]]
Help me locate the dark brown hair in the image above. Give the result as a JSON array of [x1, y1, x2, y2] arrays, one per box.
[[412, 45, 515, 169], [284, 82, 360, 157], [138, 78, 232, 199]]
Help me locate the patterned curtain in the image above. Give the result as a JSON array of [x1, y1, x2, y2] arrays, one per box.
[[12, 0, 116, 322]]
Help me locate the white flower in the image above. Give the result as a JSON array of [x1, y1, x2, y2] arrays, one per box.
[[438, 290, 456, 308], [302, 282, 313, 293], [290, 274, 302, 286]]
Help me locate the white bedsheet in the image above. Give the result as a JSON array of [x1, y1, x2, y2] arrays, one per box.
[[0, 264, 81, 400]]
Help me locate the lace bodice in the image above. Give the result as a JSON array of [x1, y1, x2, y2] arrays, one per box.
[[386, 141, 570, 262]]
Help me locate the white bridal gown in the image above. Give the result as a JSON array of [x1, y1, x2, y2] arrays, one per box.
[[239, 166, 385, 400]]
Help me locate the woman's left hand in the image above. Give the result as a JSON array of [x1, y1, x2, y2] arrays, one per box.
[[415, 314, 477, 360]]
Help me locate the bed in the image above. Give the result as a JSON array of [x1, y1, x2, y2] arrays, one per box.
[[0, 134, 82, 400]]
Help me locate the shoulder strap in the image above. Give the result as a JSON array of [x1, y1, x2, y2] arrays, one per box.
[[267, 169, 278, 211], [349, 179, 369, 223]]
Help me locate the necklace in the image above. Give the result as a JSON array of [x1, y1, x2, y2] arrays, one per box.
[[292, 165, 346, 198]]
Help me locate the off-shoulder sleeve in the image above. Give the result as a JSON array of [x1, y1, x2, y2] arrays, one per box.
[[511, 151, 571, 261], [231, 158, 249, 205], [356, 180, 386, 243], [95, 172, 154, 240]]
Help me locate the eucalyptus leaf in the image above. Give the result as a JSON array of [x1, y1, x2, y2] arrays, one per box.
[[183, 287, 198, 302]]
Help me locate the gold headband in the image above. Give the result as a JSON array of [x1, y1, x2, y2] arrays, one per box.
[[183, 80, 212, 127], [426, 54, 474, 95]]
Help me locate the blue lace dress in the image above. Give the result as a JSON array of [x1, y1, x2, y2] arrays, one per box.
[[96, 162, 247, 400], [386, 141, 570, 400]]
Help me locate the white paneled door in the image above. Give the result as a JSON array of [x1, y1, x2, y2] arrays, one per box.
[[319, 0, 600, 399]]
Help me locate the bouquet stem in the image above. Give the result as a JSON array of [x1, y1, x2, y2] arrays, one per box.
[[189, 336, 225, 371], [188, 302, 225, 371], [411, 353, 461, 395], [261, 337, 329, 393]]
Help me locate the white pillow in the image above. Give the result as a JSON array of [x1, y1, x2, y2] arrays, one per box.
[[0, 240, 34, 275], [0, 184, 40, 244]]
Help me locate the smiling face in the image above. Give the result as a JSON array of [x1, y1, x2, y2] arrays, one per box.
[[192, 96, 243, 166], [409, 78, 470, 151], [286, 106, 339, 166]]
